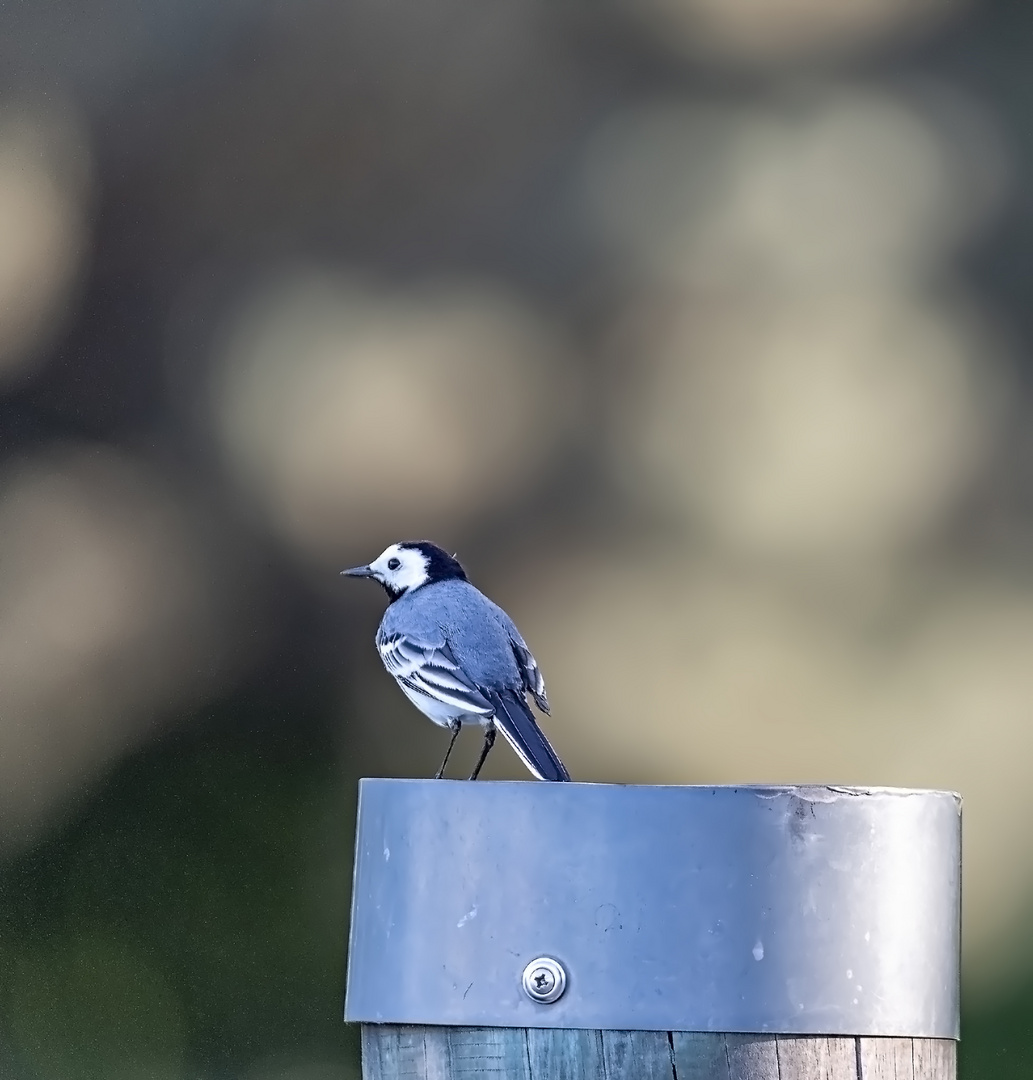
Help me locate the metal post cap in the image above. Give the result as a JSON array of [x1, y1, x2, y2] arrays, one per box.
[[521, 957, 567, 1004], [345, 780, 961, 1036]]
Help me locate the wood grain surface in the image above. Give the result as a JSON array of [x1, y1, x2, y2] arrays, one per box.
[[361, 1027, 956, 1080]]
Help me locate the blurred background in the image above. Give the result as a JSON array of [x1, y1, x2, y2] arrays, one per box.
[[0, 0, 1030, 1076]]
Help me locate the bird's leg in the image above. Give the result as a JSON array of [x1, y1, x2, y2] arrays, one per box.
[[469, 723, 496, 781], [435, 719, 462, 779]]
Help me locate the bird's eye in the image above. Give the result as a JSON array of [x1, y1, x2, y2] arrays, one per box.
[[387, 557, 401, 570]]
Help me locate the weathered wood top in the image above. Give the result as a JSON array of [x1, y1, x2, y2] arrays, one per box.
[[362, 1025, 956, 1080]]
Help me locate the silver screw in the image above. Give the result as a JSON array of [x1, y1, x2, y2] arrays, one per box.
[[521, 956, 567, 1004]]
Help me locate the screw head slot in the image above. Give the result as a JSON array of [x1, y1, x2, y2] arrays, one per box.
[[521, 956, 567, 1004]]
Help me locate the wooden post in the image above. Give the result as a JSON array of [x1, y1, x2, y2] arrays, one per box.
[[345, 781, 961, 1080], [360, 1027, 956, 1079]]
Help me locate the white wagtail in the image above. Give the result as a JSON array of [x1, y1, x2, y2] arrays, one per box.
[[342, 541, 571, 782]]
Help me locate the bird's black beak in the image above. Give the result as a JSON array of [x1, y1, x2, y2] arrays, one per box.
[[341, 565, 376, 578]]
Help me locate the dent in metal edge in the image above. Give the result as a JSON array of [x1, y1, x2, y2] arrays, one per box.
[[752, 785, 962, 805]]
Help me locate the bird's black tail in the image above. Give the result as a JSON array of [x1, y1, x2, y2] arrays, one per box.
[[483, 688, 571, 782]]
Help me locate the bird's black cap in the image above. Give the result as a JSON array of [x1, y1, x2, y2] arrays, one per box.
[[399, 541, 468, 584]]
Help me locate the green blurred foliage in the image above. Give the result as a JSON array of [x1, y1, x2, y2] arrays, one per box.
[[8, 936, 187, 1080], [0, 711, 360, 1079], [962, 978, 1033, 1080]]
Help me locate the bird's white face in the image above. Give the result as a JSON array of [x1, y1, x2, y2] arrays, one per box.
[[365, 543, 430, 595]]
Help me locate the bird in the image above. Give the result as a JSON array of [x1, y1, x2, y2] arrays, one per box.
[[342, 540, 571, 782]]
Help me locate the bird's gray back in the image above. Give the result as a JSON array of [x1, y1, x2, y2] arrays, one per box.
[[379, 579, 523, 689]]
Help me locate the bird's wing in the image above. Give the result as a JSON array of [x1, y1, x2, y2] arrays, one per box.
[[377, 629, 495, 717], [510, 639, 550, 714]]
